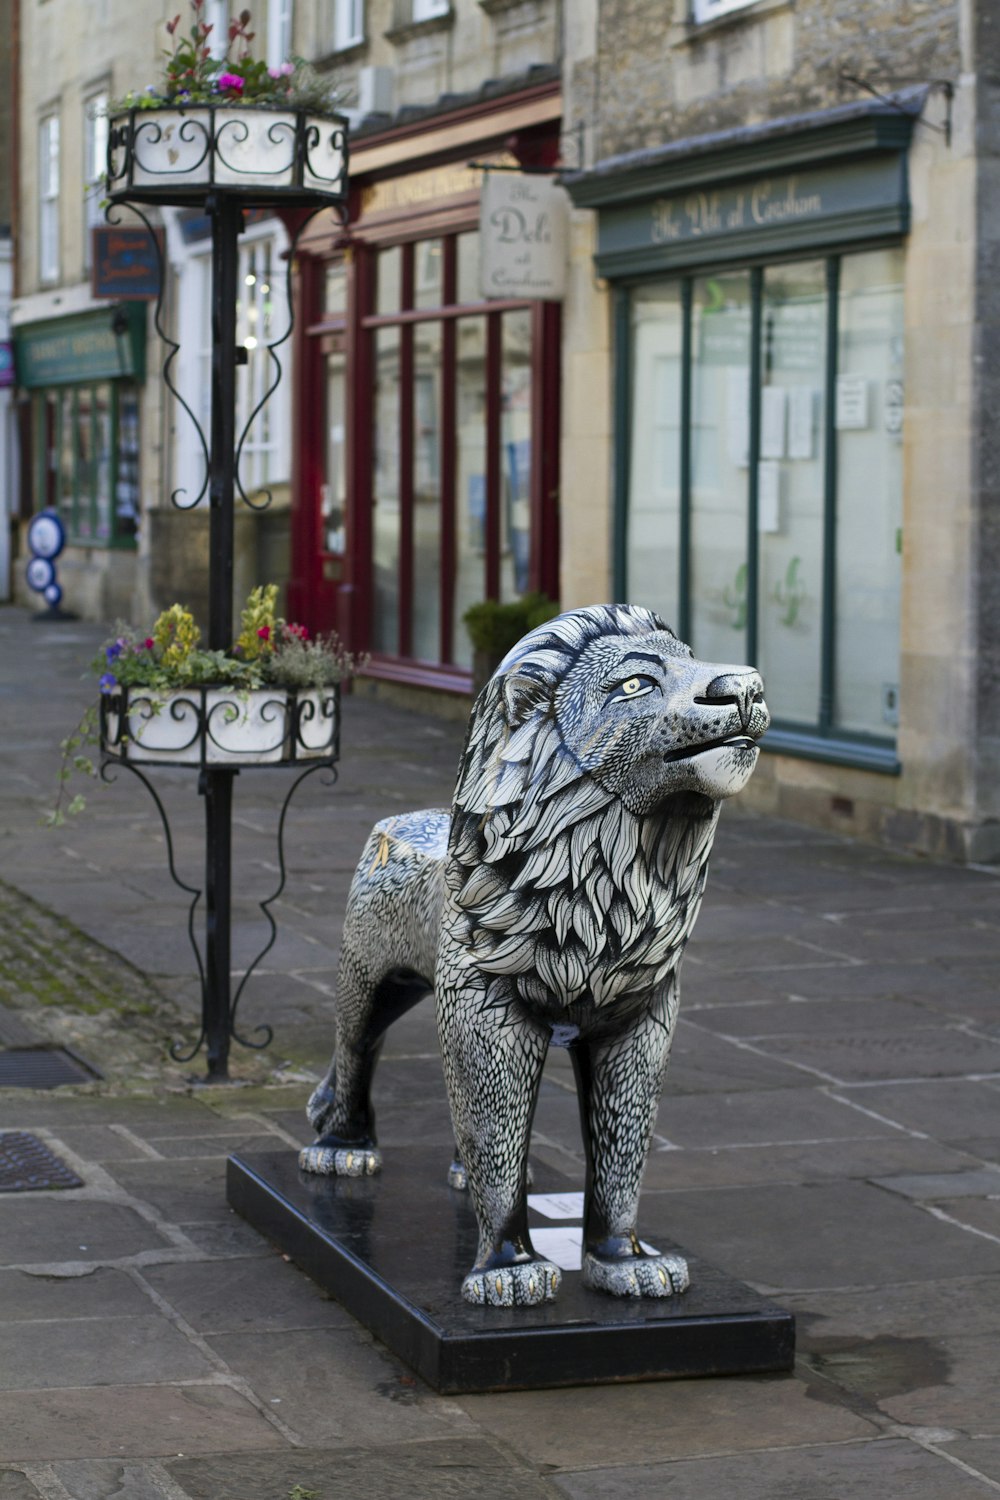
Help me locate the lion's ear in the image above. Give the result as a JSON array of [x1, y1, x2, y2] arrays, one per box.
[[501, 668, 551, 727]]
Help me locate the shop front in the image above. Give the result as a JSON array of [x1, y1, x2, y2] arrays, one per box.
[[14, 303, 146, 614], [287, 78, 562, 692], [568, 97, 916, 777]]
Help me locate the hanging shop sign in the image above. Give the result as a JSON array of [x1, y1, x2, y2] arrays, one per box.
[[91, 227, 162, 300], [479, 172, 569, 300], [14, 305, 146, 388]]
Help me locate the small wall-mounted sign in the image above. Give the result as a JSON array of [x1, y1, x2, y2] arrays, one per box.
[[480, 173, 569, 301], [91, 227, 162, 301], [0, 341, 14, 388]]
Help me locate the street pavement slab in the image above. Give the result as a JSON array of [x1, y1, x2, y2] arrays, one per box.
[[2, 604, 1000, 1495]]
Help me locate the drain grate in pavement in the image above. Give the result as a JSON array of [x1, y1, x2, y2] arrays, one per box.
[[0, 1132, 83, 1191], [0, 1047, 102, 1089]]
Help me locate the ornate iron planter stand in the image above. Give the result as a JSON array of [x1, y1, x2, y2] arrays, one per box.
[[103, 104, 348, 1078]]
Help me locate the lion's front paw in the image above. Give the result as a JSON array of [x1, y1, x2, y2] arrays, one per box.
[[462, 1260, 561, 1307], [298, 1144, 382, 1177], [582, 1250, 689, 1298]]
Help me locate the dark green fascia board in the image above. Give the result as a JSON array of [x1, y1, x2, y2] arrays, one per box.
[[564, 94, 922, 210], [594, 203, 910, 278], [764, 724, 901, 775]]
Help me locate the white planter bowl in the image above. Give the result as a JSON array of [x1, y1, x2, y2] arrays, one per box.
[[106, 105, 348, 206], [101, 685, 338, 768]]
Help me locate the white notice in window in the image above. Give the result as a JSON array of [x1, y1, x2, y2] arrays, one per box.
[[788, 386, 816, 460], [757, 461, 781, 533], [836, 374, 869, 430], [760, 386, 787, 460]]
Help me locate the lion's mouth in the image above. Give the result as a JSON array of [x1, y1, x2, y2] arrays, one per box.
[[663, 734, 759, 764]]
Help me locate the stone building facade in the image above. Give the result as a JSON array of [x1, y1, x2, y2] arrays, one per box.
[[558, 0, 1000, 862]]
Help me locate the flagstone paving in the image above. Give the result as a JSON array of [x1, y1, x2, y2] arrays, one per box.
[[0, 605, 999, 1497]]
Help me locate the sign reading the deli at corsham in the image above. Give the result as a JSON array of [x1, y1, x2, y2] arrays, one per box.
[[595, 154, 909, 275], [480, 173, 569, 300]]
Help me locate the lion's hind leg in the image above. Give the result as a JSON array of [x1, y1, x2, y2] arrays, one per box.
[[300, 962, 433, 1178]]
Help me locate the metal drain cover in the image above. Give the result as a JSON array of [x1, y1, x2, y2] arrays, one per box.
[[0, 1047, 102, 1089], [0, 1132, 83, 1191]]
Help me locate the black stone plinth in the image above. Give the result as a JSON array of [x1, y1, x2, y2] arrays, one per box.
[[227, 1148, 795, 1394]]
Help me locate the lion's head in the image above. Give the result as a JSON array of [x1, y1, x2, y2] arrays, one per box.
[[448, 606, 769, 1008], [456, 604, 769, 822]]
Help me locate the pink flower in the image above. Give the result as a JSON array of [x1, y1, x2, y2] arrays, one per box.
[[217, 72, 245, 92], [257, 625, 271, 642], [143, 637, 154, 650]]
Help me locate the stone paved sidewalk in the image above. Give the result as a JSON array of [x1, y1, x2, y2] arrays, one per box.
[[1, 604, 1000, 1498]]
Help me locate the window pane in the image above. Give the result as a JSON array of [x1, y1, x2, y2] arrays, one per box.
[[457, 231, 480, 305], [116, 385, 140, 539], [454, 315, 487, 669], [757, 260, 826, 725], [236, 239, 278, 491], [500, 309, 532, 601], [91, 384, 113, 542], [324, 260, 347, 317], [324, 349, 347, 554], [57, 390, 76, 536], [414, 239, 443, 311], [627, 283, 682, 629], [689, 272, 751, 664], [376, 246, 401, 315], [834, 248, 904, 737], [372, 326, 400, 652], [412, 320, 442, 661]]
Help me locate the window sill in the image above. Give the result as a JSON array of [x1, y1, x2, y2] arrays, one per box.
[[670, 0, 792, 48], [763, 724, 900, 775], [364, 653, 472, 694], [314, 40, 368, 69], [479, 0, 538, 15], [384, 11, 455, 46]]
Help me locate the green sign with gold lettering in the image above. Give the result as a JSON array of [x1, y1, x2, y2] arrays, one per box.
[[594, 155, 909, 277], [15, 305, 146, 388]]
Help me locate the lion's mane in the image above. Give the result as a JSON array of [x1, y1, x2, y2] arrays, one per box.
[[444, 604, 720, 1012]]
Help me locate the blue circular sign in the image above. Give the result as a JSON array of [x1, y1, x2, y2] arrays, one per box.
[[26, 556, 55, 593], [27, 511, 65, 561], [43, 582, 63, 608]]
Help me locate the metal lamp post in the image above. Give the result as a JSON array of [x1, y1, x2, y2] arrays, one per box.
[[103, 105, 349, 1078]]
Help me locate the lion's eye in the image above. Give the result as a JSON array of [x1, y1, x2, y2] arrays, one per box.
[[611, 675, 656, 701]]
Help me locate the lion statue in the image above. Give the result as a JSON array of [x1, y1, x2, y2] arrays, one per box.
[[301, 604, 768, 1307]]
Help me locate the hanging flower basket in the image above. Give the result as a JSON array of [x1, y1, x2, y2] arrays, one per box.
[[106, 102, 348, 209], [100, 683, 339, 768]]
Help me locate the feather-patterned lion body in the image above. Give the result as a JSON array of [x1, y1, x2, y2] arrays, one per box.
[[303, 605, 768, 1306]]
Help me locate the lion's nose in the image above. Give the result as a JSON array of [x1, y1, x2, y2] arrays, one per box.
[[700, 671, 765, 732]]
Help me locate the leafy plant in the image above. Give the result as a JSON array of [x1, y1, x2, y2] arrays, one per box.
[[113, 0, 341, 113], [46, 588, 364, 825], [462, 592, 559, 660]]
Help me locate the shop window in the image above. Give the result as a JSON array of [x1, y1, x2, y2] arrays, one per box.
[[623, 248, 904, 768], [39, 113, 60, 284], [83, 93, 109, 273], [354, 234, 558, 672], [38, 381, 139, 548], [332, 0, 364, 49]]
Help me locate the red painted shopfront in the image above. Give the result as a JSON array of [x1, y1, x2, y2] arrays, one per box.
[[287, 79, 562, 693]]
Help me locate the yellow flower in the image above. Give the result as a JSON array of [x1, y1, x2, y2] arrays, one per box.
[[152, 604, 200, 668], [236, 584, 279, 661]]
